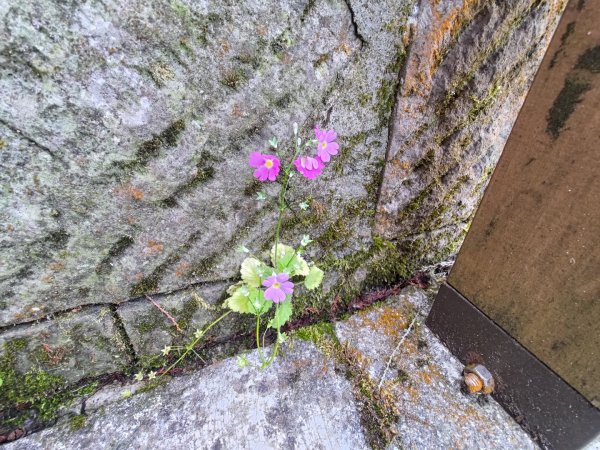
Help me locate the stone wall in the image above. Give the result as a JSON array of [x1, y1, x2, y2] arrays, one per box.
[[0, 0, 564, 410]]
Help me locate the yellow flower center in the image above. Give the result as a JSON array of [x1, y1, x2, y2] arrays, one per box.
[[265, 159, 274, 169], [273, 282, 280, 288], [321, 142, 327, 149]]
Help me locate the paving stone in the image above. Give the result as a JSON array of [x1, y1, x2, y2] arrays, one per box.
[[336, 286, 537, 450], [5, 341, 369, 450], [0, 306, 131, 384]]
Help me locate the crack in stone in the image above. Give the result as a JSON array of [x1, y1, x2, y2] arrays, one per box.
[[0, 117, 68, 167], [109, 304, 139, 366], [343, 0, 366, 46], [0, 277, 236, 334]]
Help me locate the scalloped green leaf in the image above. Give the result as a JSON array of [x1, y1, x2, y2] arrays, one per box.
[[304, 265, 324, 290], [248, 286, 272, 315], [224, 285, 253, 314], [270, 244, 308, 275], [240, 258, 263, 288], [268, 299, 292, 329]]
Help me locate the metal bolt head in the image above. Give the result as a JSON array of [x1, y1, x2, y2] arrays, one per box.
[[464, 363, 495, 394]]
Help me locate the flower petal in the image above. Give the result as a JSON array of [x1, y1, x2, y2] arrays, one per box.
[[249, 152, 264, 168], [325, 129, 337, 142], [254, 166, 269, 181], [327, 142, 339, 156], [276, 273, 289, 282]]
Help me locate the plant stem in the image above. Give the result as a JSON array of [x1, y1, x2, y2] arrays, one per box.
[[159, 310, 232, 378], [256, 314, 266, 364]]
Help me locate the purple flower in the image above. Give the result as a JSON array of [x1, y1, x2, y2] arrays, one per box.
[[315, 126, 339, 163], [249, 152, 281, 181], [294, 155, 325, 179], [262, 273, 294, 303]]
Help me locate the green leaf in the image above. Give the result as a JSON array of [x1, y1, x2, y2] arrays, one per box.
[[248, 287, 272, 315], [304, 265, 324, 290], [240, 258, 263, 288], [236, 355, 249, 368], [224, 285, 254, 314], [268, 299, 292, 329], [226, 281, 244, 296], [270, 244, 309, 275]]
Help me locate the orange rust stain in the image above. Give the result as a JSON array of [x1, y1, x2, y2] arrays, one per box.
[[48, 261, 66, 271], [175, 261, 191, 278], [359, 306, 408, 338], [421, 370, 433, 384], [144, 240, 164, 256], [231, 104, 243, 118], [130, 187, 144, 201], [403, 0, 481, 94]]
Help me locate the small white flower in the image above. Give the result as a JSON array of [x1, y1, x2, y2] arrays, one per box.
[[301, 234, 313, 246], [194, 329, 204, 339], [161, 345, 171, 356], [134, 371, 144, 382], [147, 371, 157, 380]]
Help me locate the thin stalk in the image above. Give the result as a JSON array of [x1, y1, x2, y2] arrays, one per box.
[[159, 310, 232, 378]]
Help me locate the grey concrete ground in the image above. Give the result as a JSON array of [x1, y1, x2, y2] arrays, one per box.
[[6, 285, 536, 450]]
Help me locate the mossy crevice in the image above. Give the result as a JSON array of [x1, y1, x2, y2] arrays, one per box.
[[113, 119, 186, 172], [0, 339, 98, 428], [96, 235, 135, 275], [293, 323, 399, 448]]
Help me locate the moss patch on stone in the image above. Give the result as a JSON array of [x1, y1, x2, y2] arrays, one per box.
[[96, 235, 134, 275], [113, 119, 186, 173], [69, 414, 87, 431], [0, 339, 99, 427]]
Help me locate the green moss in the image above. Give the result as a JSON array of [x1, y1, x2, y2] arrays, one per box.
[[334, 133, 366, 174], [294, 322, 337, 345], [300, 0, 316, 21], [220, 68, 248, 89], [170, 298, 199, 330], [96, 235, 134, 275], [235, 52, 261, 70], [468, 81, 502, 121], [130, 276, 160, 298], [575, 46, 600, 73], [159, 119, 186, 147], [546, 75, 591, 138], [313, 53, 329, 68], [364, 236, 410, 287], [114, 119, 186, 172], [0, 339, 100, 426], [138, 354, 167, 370], [69, 414, 87, 431], [374, 44, 407, 128], [243, 178, 263, 197], [395, 180, 439, 225], [359, 93, 371, 107], [412, 148, 436, 172], [47, 229, 70, 248], [270, 29, 293, 58]]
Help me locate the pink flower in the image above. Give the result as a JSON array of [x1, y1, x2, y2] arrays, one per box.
[[249, 152, 280, 181], [294, 155, 325, 179], [262, 273, 294, 303], [315, 126, 339, 163]]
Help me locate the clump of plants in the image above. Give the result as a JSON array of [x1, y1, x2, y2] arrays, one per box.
[[137, 123, 340, 378]]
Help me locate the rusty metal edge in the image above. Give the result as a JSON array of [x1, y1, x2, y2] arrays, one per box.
[[426, 283, 600, 450]]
